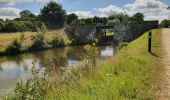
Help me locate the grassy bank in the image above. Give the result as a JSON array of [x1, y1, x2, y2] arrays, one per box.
[[5, 29, 161, 100], [0, 29, 70, 53]]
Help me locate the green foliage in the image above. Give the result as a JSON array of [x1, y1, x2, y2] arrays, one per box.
[[66, 13, 78, 25], [108, 13, 130, 23], [5, 66, 49, 100], [29, 24, 50, 51], [40, 1, 66, 28], [20, 10, 37, 22], [107, 19, 120, 25], [3, 21, 34, 32], [82, 18, 93, 24], [72, 16, 108, 25], [84, 44, 98, 68], [160, 20, 170, 28], [167, 7, 170, 10], [93, 16, 108, 25], [72, 19, 86, 25], [130, 12, 144, 21], [0, 19, 47, 33], [0, 20, 4, 32], [50, 36, 65, 48], [5, 34, 25, 54]]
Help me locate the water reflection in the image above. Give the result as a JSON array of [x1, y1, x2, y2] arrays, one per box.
[[0, 45, 116, 96], [100, 46, 114, 57]]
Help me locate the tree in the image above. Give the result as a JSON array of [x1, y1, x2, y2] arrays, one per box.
[[168, 7, 170, 10], [130, 12, 144, 21], [160, 20, 170, 28], [40, 1, 66, 28], [108, 13, 130, 23], [66, 13, 78, 25], [93, 16, 101, 24], [0, 19, 4, 32], [82, 18, 93, 24], [72, 19, 86, 25], [20, 10, 37, 21]]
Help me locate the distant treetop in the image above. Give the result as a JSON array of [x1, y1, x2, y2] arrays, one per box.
[[168, 7, 170, 10]]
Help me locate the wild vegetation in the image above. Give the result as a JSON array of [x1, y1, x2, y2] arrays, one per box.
[[5, 29, 161, 99], [160, 20, 170, 28], [5, 34, 25, 54], [29, 24, 50, 51]]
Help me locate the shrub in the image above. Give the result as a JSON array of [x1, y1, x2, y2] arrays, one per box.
[[3, 21, 34, 32], [50, 36, 65, 48], [29, 24, 50, 51], [22, 21, 34, 31], [5, 66, 49, 100], [72, 19, 86, 25], [5, 34, 25, 54], [0, 20, 4, 32], [160, 20, 170, 28], [33, 21, 46, 30]]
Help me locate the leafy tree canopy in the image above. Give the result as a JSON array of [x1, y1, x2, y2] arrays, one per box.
[[130, 12, 144, 21], [108, 13, 130, 23], [66, 13, 78, 25], [160, 20, 170, 28], [19, 10, 37, 21], [40, 1, 66, 28]]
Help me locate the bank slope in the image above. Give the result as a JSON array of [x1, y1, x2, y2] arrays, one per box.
[[5, 29, 161, 100], [44, 29, 161, 100]]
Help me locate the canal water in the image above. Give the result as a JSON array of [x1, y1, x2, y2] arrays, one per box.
[[0, 45, 116, 96]]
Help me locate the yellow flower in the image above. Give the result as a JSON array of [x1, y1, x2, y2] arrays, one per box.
[[84, 44, 92, 52]]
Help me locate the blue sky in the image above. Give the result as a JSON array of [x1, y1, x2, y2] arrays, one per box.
[[0, 0, 170, 21]]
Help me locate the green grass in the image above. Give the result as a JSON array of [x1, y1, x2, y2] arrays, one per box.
[[46, 29, 161, 100], [5, 29, 161, 100]]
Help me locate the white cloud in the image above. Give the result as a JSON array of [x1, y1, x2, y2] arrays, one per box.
[[96, 5, 124, 17], [92, 0, 170, 22], [124, 0, 167, 10], [0, 7, 21, 19], [123, 0, 170, 21], [69, 11, 94, 19], [0, 0, 60, 5]]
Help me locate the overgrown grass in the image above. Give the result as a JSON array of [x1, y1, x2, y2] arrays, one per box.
[[0, 28, 70, 52], [5, 33, 25, 54], [5, 29, 161, 100]]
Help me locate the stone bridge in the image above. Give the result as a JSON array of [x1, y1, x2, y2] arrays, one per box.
[[65, 20, 159, 42]]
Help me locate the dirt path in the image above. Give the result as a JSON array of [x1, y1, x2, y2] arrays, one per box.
[[157, 28, 170, 100]]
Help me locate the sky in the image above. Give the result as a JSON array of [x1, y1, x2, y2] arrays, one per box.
[[0, 0, 170, 22]]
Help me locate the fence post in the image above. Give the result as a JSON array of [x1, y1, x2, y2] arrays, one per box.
[[148, 31, 152, 52]]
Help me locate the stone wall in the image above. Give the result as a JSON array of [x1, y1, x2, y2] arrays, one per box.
[[121, 21, 159, 41]]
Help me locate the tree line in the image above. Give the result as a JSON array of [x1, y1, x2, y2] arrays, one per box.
[[0, 1, 145, 33]]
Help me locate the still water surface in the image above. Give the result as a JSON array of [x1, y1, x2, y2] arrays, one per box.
[[0, 45, 116, 96]]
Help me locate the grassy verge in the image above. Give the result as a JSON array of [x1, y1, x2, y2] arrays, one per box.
[[0, 29, 70, 52], [5, 29, 161, 100], [50, 29, 161, 100]]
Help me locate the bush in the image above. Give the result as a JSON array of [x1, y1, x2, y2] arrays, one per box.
[[72, 19, 86, 25], [29, 24, 50, 51], [5, 34, 25, 54], [50, 36, 65, 48], [0, 20, 47, 33], [33, 21, 46, 31], [0, 20, 4, 32], [3, 21, 34, 32], [160, 20, 170, 28]]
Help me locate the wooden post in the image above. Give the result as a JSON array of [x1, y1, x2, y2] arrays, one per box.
[[148, 31, 152, 52]]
